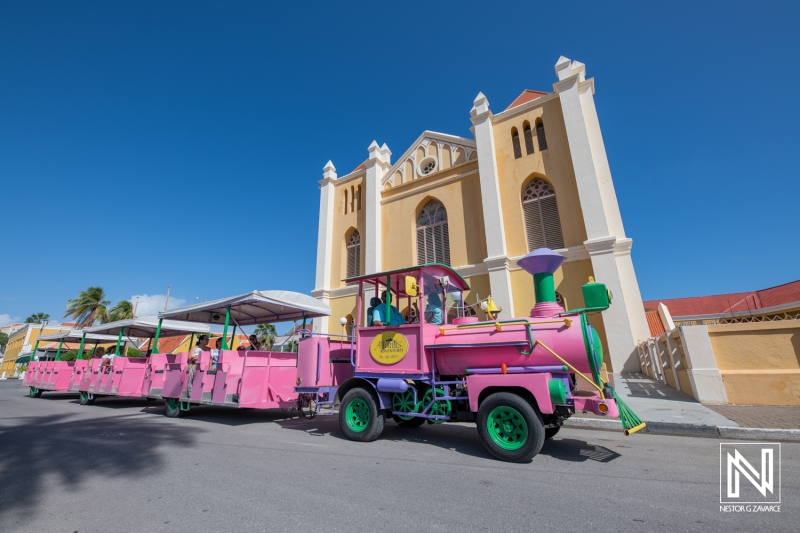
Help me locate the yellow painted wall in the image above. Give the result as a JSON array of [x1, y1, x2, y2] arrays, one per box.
[[1, 325, 68, 375], [492, 100, 588, 257], [330, 174, 366, 288], [381, 161, 485, 271], [708, 321, 800, 405]]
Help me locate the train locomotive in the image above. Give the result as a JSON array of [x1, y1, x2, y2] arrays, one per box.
[[296, 247, 645, 462]]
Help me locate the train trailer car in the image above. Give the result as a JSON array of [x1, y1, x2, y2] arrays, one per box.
[[295, 248, 645, 463], [24, 330, 124, 398], [155, 290, 335, 418], [78, 317, 211, 405]]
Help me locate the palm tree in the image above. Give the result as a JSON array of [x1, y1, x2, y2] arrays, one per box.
[[64, 286, 110, 327], [107, 300, 134, 322], [25, 313, 50, 324], [254, 323, 277, 350]]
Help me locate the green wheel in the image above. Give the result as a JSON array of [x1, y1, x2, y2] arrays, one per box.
[[391, 389, 418, 421], [339, 387, 385, 442], [422, 387, 452, 424], [79, 391, 95, 405], [29, 387, 42, 398], [165, 397, 183, 418], [477, 392, 544, 462]]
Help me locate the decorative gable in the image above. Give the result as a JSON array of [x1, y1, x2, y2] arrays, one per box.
[[382, 131, 477, 188]]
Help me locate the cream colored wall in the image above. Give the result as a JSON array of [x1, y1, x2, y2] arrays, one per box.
[[492, 99, 588, 258], [330, 175, 366, 288], [327, 294, 358, 332], [380, 161, 486, 271], [1, 326, 67, 374], [707, 321, 800, 405]]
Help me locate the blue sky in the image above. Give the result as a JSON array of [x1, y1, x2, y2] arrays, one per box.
[[1, 1, 798, 327]]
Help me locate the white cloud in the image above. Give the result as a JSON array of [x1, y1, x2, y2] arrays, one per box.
[[0, 314, 16, 327], [130, 294, 187, 318]]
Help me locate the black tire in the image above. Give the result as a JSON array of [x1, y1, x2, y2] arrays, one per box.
[[339, 387, 385, 442], [146, 397, 157, 402], [476, 392, 545, 463], [165, 398, 183, 418], [30, 387, 43, 398], [79, 392, 95, 405], [544, 426, 561, 440], [392, 414, 427, 428]]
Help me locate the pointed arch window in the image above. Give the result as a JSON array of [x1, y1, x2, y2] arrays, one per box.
[[522, 178, 564, 250], [536, 119, 548, 150], [416, 200, 450, 265], [511, 128, 522, 159], [346, 230, 361, 278], [523, 121, 534, 155]]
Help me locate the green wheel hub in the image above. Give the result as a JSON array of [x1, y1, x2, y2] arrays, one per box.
[[30, 387, 37, 398], [392, 389, 419, 420], [345, 398, 370, 432], [422, 388, 452, 424], [487, 405, 528, 450], [166, 398, 179, 411]]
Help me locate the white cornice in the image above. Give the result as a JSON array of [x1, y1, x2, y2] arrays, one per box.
[[491, 91, 559, 123], [381, 130, 476, 186], [452, 245, 590, 279], [329, 170, 366, 187], [381, 168, 478, 204], [584, 236, 617, 256]]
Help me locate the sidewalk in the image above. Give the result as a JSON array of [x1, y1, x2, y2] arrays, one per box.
[[566, 372, 800, 442]]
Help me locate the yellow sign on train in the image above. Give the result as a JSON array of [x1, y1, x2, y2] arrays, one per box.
[[369, 331, 409, 365]]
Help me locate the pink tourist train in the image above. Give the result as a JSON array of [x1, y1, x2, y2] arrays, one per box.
[[22, 247, 643, 462]]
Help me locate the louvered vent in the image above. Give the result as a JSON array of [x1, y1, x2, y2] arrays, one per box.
[[346, 230, 361, 278], [416, 200, 451, 265], [522, 178, 564, 251]]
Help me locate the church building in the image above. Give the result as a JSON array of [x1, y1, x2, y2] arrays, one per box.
[[312, 57, 650, 373]]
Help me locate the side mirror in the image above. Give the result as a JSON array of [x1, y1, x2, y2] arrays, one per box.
[[405, 276, 418, 297]]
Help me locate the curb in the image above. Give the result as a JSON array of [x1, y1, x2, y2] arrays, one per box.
[[564, 417, 800, 442]]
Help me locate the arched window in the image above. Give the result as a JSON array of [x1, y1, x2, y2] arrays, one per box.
[[346, 230, 361, 278], [523, 121, 534, 155], [416, 200, 450, 265], [522, 178, 564, 250], [356, 184, 362, 211], [350, 186, 355, 213], [555, 291, 565, 310], [344, 189, 348, 214], [536, 119, 548, 150], [511, 128, 522, 159]]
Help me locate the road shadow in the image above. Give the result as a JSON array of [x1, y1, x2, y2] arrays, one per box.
[[540, 437, 622, 463], [0, 412, 201, 525], [137, 404, 304, 427]]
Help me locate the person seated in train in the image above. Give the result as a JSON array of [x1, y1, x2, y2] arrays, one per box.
[[248, 335, 262, 351], [209, 337, 224, 370], [99, 347, 119, 371], [372, 290, 406, 327], [424, 292, 444, 325], [407, 301, 420, 323], [189, 335, 210, 363]]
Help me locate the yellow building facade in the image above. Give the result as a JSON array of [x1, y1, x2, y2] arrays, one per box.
[[0, 323, 73, 377], [313, 57, 650, 372]]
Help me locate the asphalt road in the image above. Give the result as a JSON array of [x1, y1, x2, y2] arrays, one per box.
[[1, 380, 797, 533]]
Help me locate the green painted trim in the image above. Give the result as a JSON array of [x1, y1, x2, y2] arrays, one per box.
[[533, 272, 556, 303], [152, 318, 163, 355], [548, 379, 567, 404], [220, 306, 231, 350], [76, 332, 86, 360], [55, 338, 64, 361], [385, 275, 391, 323], [581, 313, 602, 386], [114, 329, 123, 356]]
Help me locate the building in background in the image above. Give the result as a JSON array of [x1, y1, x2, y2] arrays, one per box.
[[313, 56, 649, 373], [0, 323, 74, 377]]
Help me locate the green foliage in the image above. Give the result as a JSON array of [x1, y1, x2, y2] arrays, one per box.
[[126, 347, 142, 358], [60, 351, 78, 362], [0, 332, 8, 351], [254, 323, 277, 349], [284, 339, 298, 353], [25, 313, 50, 324], [64, 287, 110, 327], [108, 300, 134, 322]]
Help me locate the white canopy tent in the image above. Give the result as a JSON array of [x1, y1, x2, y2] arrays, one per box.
[[38, 330, 128, 343], [84, 316, 210, 337], [158, 290, 330, 326]]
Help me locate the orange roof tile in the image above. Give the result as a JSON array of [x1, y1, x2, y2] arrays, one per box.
[[645, 311, 665, 337], [352, 159, 368, 173], [505, 89, 548, 111]]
